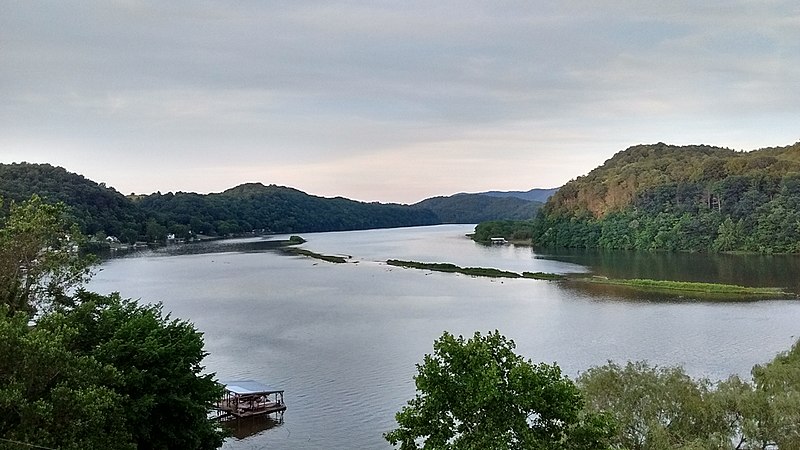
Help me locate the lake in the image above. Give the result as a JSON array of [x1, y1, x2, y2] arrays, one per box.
[[87, 224, 800, 449]]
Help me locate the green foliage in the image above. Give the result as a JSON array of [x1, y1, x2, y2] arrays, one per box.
[[0, 293, 226, 450], [392, 331, 800, 450], [579, 339, 800, 449], [738, 340, 800, 448], [712, 217, 744, 252], [544, 142, 800, 218], [0, 306, 132, 450], [472, 220, 537, 243], [0, 163, 146, 238], [145, 218, 168, 243], [0, 195, 95, 316], [52, 291, 226, 449], [578, 362, 729, 449], [386, 331, 615, 449], [0, 164, 442, 241], [526, 142, 800, 253]]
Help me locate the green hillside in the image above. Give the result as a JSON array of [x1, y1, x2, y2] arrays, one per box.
[[137, 182, 439, 236], [530, 141, 800, 253], [412, 193, 542, 224], [0, 163, 145, 240], [0, 165, 439, 241]]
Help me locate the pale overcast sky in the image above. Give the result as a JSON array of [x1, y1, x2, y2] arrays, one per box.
[[2, 1, 799, 203]]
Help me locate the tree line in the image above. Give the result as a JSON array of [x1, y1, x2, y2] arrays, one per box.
[[476, 142, 800, 253], [530, 173, 800, 253], [0, 164, 441, 243], [0, 163, 541, 245]]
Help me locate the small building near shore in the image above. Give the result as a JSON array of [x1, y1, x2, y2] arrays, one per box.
[[213, 380, 286, 421]]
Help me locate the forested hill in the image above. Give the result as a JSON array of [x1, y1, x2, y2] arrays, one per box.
[[0, 163, 554, 242], [137, 183, 439, 235], [412, 193, 542, 223], [530, 141, 800, 253], [0, 163, 145, 238], [0, 164, 438, 241]]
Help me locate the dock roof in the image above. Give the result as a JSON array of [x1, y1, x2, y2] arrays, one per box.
[[221, 380, 283, 395]]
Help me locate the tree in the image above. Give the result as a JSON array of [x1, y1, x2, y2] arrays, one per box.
[[120, 227, 139, 244], [145, 218, 168, 243], [578, 341, 800, 449], [47, 291, 227, 449], [0, 304, 132, 450], [712, 217, 743, 252], [0, 195, 94, 316], [578, 361, 729, 449], [724, 339, 800, 449], [0, 195, 226, 449], [0, 293, 226, 449], [385, 331, 615, 449]]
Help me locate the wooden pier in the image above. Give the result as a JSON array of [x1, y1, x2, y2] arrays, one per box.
[[213, 380, 286, 421]]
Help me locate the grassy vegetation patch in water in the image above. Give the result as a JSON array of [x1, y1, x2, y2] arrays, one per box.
[[461, 267, 521, 278], [522, 272, 567, 280], [577, 277, 791, 297], [284, 247, 348, 263], [387, 260, 521, 278], [385, 259, 793, 299]]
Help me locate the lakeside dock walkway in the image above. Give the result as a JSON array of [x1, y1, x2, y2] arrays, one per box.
[[213, 380, 286, 421]]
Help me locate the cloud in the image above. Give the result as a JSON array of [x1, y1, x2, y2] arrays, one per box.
[[1, 1, 799, 201]]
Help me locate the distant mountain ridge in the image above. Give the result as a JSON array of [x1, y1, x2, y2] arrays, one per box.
[[0, 162, 543, 242], [412, 193, 542, 224], [138, 182, 439, 235], [477, 188, 559, 203]]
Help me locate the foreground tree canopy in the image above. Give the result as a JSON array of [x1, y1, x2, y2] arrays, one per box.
[[390, 330, 800, 450], [0, 196, 225, 449], [385, 331, 615, 449], [0, 293, 225, 449], [579, 341, 800, 449]]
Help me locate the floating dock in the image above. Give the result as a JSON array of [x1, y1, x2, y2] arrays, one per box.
[[213, 380, 286, 421]]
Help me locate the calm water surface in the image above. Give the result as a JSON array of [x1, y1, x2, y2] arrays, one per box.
[[88, 225, 800, 449]]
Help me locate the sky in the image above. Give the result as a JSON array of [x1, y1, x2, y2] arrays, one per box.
[[2, 1, 799, 204]]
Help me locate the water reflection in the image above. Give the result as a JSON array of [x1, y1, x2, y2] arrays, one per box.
[[222, 414, 285, 440], [536, 248, 800, 294]]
